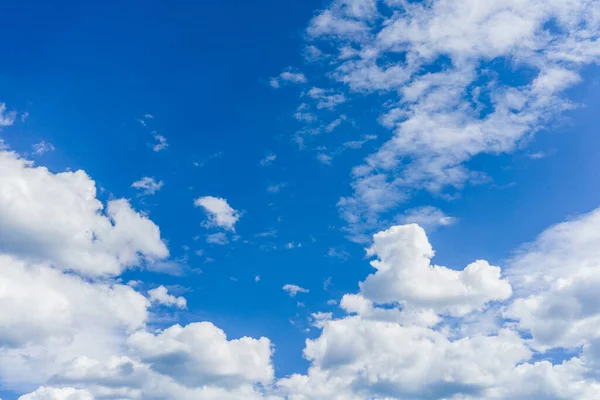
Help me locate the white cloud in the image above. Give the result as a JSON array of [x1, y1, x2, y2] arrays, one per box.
[[0, 146, 278, 400], [324, 115, 346, 132], [293, 103, 317, 123], [360, 224, 512, 316], [151, 132, 168, 152], [341, 134, 376, 149], [327, 247, 350, 261], [260, 153, 277, 166], [296, 0, 600, 238], [131, 176, 164, 195], [0, 254, 149, 390], [267, 183, 287, 194], [205, 232, 229, 245], [127, 322, 274, 388], [303, 45, 325, 62], [307, 87, 346, 110], [0, 149, 169, 277], [283, 284, 309, 297], [270, 70, 308, 88], [0, 103, 16, 127], [194, 196, 240, 231], [274, 214, 600, 399], [148, 286, 187, 309], [18, 387, 93, 400], [32, 141, 55, 156], [316, 153, 332, 165], [504, 207, 600, 351], [399, 206, 457, 231]]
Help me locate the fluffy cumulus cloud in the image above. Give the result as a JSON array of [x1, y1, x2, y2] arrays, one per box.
[[0, 255, 149, 390], [7, 133, 600, 399], [360, 224, 512, 316], [194, 196, 240, 231], [127, 322, 274, 388], [295, 0, 600, 238], [0, 146, 276, 400], [504, 208, 600, 351], [0, 149, 169, 277], [273, 212, 600, 399], [148, 286, 187, 309]]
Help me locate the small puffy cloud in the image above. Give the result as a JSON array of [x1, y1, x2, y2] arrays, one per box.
[[283, 284, 309, 297], [260, 153, 277, 166], [148, 285, 187, 309], [206, 232, 229, 245], [399, 206, 457, 231], [194, 196, 240, 231], [270, 70, 308, 88], [32, 141, 55, 156], [131, 176, 164, 195], [0, 149, 169, 277]]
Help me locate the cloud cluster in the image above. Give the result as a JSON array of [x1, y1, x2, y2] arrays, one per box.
[[274, 208, 600, 399], [0, 146, 275, 400], [295, 0, 600, 238], [6, 137, 600, 399]]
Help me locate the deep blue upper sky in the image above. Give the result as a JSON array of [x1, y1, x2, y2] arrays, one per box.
[[1, 1, 600, 399]]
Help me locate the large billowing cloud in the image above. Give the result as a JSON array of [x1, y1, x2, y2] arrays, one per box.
[[0, 147, 275, 399], [0, 150, 169, 276], [274, 208, 600, 400], [7, 136, 600, 399], [127, 322, 274, 388]]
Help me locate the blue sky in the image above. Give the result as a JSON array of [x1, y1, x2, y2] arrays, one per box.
[[2, 0, 600, 399]]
